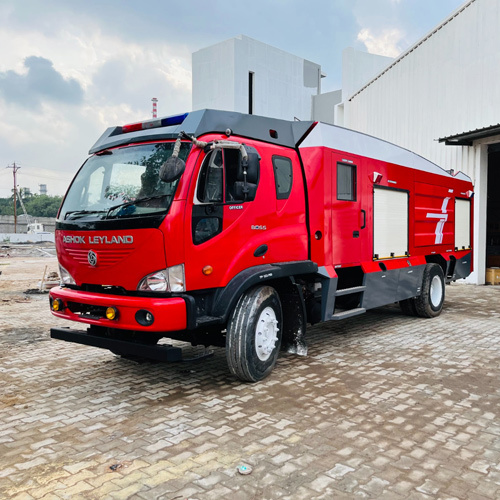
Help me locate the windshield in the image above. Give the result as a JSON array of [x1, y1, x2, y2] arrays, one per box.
[[59, 142, 191, 221]]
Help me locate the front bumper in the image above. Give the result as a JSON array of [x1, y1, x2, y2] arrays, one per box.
[[49, 286, 187, 332], [50, 327, 183, 361]]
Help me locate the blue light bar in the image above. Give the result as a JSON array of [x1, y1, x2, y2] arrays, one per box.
[[161, 113, 189, 127]]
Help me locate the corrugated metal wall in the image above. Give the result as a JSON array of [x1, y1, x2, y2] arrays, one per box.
[[343, 0, 499, 182]]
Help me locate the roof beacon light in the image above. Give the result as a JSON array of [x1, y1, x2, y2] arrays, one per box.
[[121, 113, 189, 134]]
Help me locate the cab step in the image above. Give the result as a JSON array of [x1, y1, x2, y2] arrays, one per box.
[[335, 286, 366, 296], [331, 307, 366, 320]]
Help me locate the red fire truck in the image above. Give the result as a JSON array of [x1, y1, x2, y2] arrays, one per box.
[[50, 109, 473, 382]]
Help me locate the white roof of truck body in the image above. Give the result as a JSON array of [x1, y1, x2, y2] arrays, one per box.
[[301, 122, 471, 183]]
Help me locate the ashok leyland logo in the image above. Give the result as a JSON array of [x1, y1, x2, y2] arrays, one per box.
[[426, 197, 450, 244], [87, 250, 98, 267]]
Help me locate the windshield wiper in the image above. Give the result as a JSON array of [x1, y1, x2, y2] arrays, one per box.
[[64, 210, 107, 220], [106, 194, 171, 218]]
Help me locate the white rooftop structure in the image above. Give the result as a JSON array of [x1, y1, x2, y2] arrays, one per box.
[[192, 35, 323, 122]]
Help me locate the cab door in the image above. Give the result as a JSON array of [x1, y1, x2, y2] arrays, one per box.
[[185, 146, 259, 291]]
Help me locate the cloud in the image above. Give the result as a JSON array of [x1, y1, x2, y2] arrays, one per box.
[[357, 28, 404, 58], [0, 56, 84, 109], [0, 0, 465, 198], [0, 20, 193, 197], [88, 50, 191, 117]]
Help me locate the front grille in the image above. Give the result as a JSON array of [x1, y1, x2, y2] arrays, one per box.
[[67, 301, 107, 320], [81, 284, 127, 295], [66, 248, 134, 268]]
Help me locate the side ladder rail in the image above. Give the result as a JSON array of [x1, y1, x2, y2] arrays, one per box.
[[318, 268, 367, 321]]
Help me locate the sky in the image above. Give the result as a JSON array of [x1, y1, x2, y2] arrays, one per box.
[[0, 0, 465, 198]]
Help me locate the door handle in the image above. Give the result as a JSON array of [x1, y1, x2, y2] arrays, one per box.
[[360, 209, 366, 229]]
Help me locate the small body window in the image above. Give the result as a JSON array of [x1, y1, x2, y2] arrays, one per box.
[[337, 163, 356, 201], [273, 156, 293, 200]]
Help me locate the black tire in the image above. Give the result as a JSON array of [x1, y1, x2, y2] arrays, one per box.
[[399, 297, 418, 316], [414, 263, 445, 318], [226, 285, 283, 382]]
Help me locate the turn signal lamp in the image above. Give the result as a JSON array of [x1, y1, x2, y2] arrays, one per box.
[[51, 298, 63, 312], [105, 307, 118, 320], [202, 265, 213, 276]]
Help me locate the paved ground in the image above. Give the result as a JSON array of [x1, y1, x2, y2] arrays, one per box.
[[1, 249, 500, 500]]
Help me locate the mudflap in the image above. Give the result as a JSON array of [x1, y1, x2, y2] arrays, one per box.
[[278, 280, 308, 356]]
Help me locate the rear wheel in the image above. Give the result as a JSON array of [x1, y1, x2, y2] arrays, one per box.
[[226, 286, 282, 382], [414, 263, 445, 318]]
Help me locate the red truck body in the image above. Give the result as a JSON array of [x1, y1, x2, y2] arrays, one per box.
[[50, 110, 473, 381]]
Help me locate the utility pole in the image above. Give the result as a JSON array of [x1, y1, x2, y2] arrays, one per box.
[[6, 163, 20, 233]]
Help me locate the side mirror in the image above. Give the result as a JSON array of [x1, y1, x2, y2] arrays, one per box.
[[159, 156, 186, 183]]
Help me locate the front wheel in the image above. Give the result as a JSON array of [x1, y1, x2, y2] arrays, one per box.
[[226, 286, 282, 382], [414, 263, 445, 318]]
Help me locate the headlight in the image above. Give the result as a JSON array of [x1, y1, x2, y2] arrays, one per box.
[[59, 264, 76, 285], [138, 264, 185, 292], [138, 270, 168, 292]]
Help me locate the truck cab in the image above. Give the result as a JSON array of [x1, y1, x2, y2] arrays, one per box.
[[50, 110, 315, 381]]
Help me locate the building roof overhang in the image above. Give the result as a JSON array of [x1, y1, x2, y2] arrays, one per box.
[[438, 123, 500, 146]]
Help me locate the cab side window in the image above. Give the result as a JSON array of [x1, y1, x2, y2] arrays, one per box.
[[226, 148, 259, 203], [197, 149, 224, 203], [272, 156, 293, 199], [193, 147, 260, 245], [225, 149, 244, 202]]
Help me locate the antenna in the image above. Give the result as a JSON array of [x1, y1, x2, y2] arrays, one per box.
[[151, 97, 158, 118]]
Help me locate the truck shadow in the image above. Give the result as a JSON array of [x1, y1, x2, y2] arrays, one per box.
[[98, 304, 417, 392]]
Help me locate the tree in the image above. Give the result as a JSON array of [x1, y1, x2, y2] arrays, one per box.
[[0, 197, 13, 215], [24, 195, 63, 217], [0, 195, 63, 217]]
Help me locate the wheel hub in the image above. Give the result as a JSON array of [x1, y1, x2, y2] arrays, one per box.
[[430, 275, 443, 307], [255, 306, 279, 361]]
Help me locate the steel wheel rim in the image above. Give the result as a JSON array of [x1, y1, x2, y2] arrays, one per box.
[[430, 275, 443, 307], [255, 306, 279, 361]]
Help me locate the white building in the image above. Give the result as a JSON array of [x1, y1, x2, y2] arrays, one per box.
[[311, 47, 393, 125], [338, 0, 500, 284], [192, 35, 324, 121]]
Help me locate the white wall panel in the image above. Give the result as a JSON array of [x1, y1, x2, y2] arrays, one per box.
[[193, 35, 321, 121]]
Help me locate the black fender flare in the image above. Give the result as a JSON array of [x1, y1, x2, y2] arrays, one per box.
[[211, 261, 317, 322]]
